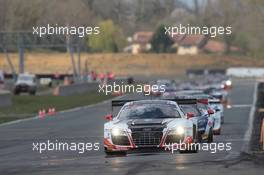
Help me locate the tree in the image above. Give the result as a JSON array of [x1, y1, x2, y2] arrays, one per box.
[[87, 20, 125, 52], [150, 25, 174, 53]]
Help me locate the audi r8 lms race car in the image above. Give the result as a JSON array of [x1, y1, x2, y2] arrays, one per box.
[[104, 99, 198, 155]]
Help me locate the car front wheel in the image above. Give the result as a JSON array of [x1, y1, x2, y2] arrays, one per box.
[[207, 128, 213, 143], [104, 147, 127, 156]]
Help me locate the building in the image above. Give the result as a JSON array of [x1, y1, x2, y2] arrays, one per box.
[[124, 32, 153, 54], [176, 34, 207, 55]]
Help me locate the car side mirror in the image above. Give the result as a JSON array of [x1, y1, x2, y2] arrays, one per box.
[[105, 114, 113, 121], [207, 109, 215, 115], [187, 112, 195, 119]]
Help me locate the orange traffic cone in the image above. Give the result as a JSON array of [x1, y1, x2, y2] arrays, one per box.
[[51, 107, 56, 115], [48, 108, 52, 115], [47, 107, 56, 115], [38, 110, 42, 118], [39, 109, 46, 118]]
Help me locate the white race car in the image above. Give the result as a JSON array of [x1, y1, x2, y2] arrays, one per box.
[[104, 100, 198, 155], [197, 98, 223, 135], [209, 99, 224, 134]]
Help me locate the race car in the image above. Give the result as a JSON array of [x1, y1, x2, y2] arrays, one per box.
[[161, 95, 215, 143], [176, 99, 214, 143], [197, 98, 223, 135], [209, 99, 224, 134], [104, 100, 198, 155]]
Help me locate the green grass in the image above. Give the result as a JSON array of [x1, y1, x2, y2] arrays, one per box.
[[0, 91, 112, 124]]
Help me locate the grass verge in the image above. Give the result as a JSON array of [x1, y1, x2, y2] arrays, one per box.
[[0, 91, 112, 124]]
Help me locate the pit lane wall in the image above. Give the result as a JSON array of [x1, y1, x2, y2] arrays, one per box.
[[0, 90, 12, 107], [227, 68, 264, 77], [53, 82, 99, 96]]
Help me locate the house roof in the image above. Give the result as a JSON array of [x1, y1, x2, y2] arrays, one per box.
[[203, 40, 241, 53], [203, 40, 226, 53], [171, 33, 185, 43], [179, 34, 206, 46], [133, 32, 153, 44]]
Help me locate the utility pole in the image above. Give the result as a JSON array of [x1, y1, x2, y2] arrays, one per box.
[[18, 34, 24, 74], [69, 46, 77, 78], [66, 33, 77, 79], [77, 46, 81, 77], [3, 48, 16, 80]]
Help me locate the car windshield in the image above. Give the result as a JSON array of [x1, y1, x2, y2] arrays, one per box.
[[119, 103, 181, 119], [179, 104, 201, 117], [197, 103, 209, 111], [209, 103, 220, 110], [19, 76, 33, 81]]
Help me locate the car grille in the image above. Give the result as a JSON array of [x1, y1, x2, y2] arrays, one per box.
[[131, 131, 163, 147], [112, 136, 130, 146]]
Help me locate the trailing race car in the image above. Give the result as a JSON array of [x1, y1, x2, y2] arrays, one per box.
[[104, 100, 198, 155], [176, 99, 214, 143], [197, 98, 223, 135], [209, 99, 224, 134]]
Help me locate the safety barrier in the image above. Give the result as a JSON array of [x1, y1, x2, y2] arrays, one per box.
[[186, 69, 226, 76], [53, 82, 99, 96], [261, 119, 264, 150], [227, 67, 264, 77], [107, 77, 134, 85], [0, 90, 12, 107]]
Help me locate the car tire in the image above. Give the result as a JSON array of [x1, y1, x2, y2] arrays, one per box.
[[29, 91, 36, 95], [179, 144, 199, 154], [213, 128, 221, 135], [104, 147, 127, 156], [221, 118, 224, 124], [13, 90, 20, 95], [179, 126, 199, 154], [197, 132, 202, 143], [207, 128, 213, 143]]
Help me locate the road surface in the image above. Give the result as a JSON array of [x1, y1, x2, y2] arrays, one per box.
[[0, 79, 263, 175]]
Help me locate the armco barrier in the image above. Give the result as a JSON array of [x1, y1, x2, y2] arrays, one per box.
[[227, 67, 264, 77], [261, 119, 264, 150], [108, 76, 134, 85], [53, 82, 99, 96], [0, 90, 12, 107]]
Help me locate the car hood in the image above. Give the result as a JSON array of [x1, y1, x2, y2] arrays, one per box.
[[127, 118, 169, 126]]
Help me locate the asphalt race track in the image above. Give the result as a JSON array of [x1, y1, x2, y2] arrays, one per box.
[[0, 79, 263, 175]]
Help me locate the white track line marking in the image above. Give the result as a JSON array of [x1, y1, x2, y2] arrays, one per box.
[[223, 81, 258, 160], [241, 81, 258, 153], [231, 104, 252, 108]]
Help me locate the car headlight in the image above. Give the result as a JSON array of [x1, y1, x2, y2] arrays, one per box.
[[226, 80, 232, 86], [111, 127, 126, 136], [170, 126, 185, 135]]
